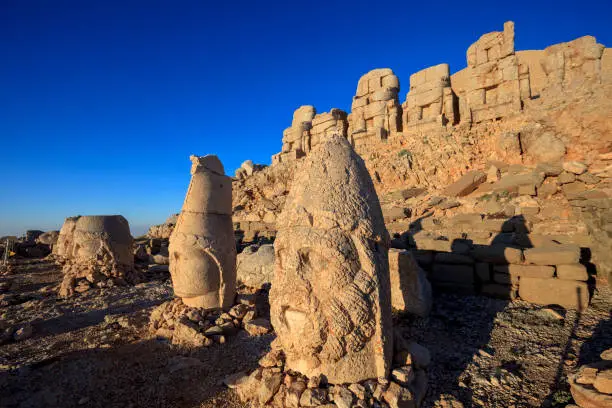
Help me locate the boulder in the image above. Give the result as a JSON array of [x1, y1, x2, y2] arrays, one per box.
[[388, 249, 432, 317], [236, 244, 274, 288], [518, 277, 589, 310]]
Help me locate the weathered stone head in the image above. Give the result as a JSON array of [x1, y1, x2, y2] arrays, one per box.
[[71, 215, 133, 269], [169, 155, 236, 310], [270, 134, 392, 384]]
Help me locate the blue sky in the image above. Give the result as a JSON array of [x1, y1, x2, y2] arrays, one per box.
[[1, 0, 610, 237]]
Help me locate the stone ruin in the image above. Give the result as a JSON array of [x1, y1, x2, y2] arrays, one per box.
[[234, 159, 266, 180], [348, 68, 402, 148], [168, 155, 236, 310], [58, 215, 135, 297], [264, 21, 609, 166], [462, 21, 530, 124], [541, 35, 606, 93], [272, 106, 348, 165], [234, 20, 612, 310], [403, 63, 457, 130]]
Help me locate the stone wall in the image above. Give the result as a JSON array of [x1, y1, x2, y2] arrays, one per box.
[[402, 63, 457, 130], [461, 21, 530, 123], [347, 68, 402, 150], [381, 155, 612, 307]]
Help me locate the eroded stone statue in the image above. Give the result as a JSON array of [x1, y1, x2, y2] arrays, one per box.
[[270, 134, 393, 384], [59, 215, 135, 297], [169, 155, 236, 310]]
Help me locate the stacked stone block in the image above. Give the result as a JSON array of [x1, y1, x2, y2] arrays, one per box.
[[541, 35, 605, 93], [463, 21, 530, 123], [348, 68, 402, 150], [403, 63, 457, 130], [272, 105, 316, 164], [406, 213, 590, 309], [272, 106, 348, 165]]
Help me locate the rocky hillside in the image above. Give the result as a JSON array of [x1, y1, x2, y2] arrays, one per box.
[[231, 22, 612, 299]]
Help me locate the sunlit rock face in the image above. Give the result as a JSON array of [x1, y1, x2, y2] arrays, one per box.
[[54, 216, 80, 259], [270, 134, 393, 384], [71, 215, 133, 268], [169, 155, 236, 310]]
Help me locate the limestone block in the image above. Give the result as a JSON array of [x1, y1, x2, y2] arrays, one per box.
[[475, 262, 491, 282], [481, 283, 513, 299], [364, 101, 388, 120], [169, 155, 236, 310], [493, 264, 555, 279], [382, 74, 400, 90], [388, 249, 432, 317], [541, 35, 605, 90], [270, 135, 392, 384], [434, 253, 474, 265], [556, 264, 588, 281], [431, 263, 474, 284], [443, 170, 487, 197], [236, 244, 274, 288], [523, 245, 581, 265], [292, 105, 316, 127], [519, 277, 589, 310], [471, 245, 523, 264]]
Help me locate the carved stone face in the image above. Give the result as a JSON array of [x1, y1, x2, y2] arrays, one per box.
[[271, 225, 377, 374], [269, 134, 392, 383]]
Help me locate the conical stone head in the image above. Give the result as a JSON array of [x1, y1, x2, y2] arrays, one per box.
[[270, 134, 393, 384]]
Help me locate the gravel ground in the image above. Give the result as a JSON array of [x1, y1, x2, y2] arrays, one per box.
[[1, 258, 610, 407]]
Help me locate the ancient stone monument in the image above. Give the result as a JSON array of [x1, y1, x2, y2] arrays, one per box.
[[59, 215, 135, 296], [403, 63, 457, 130], [169, 155, 236, 310], [70, 215, 133, 268], [462, 21, 530, 123], [272, 106, 348, 165], [541, 35, 605, 93], [348, 68, 402, 149], [270, 134, 393, 384]]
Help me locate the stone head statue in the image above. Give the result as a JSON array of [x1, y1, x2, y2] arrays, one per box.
[[71, 215, 133, 268], [270, 134, 392, 383], [169, 155, 236, 310]]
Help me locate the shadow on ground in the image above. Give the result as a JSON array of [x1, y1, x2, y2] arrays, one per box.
[[1, 332, 273, 408]]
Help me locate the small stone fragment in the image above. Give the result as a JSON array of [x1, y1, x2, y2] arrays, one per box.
[[244, 318, 272, 336]]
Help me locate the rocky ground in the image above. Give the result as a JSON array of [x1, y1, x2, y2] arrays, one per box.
[[0, 258, 610, 408]]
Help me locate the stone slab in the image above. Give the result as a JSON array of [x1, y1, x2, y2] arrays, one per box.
[[524, 245, 581, 265], [518, 277, 589, 310]]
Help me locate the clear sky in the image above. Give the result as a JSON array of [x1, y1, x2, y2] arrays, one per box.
[[1, 0, 610, 237]]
